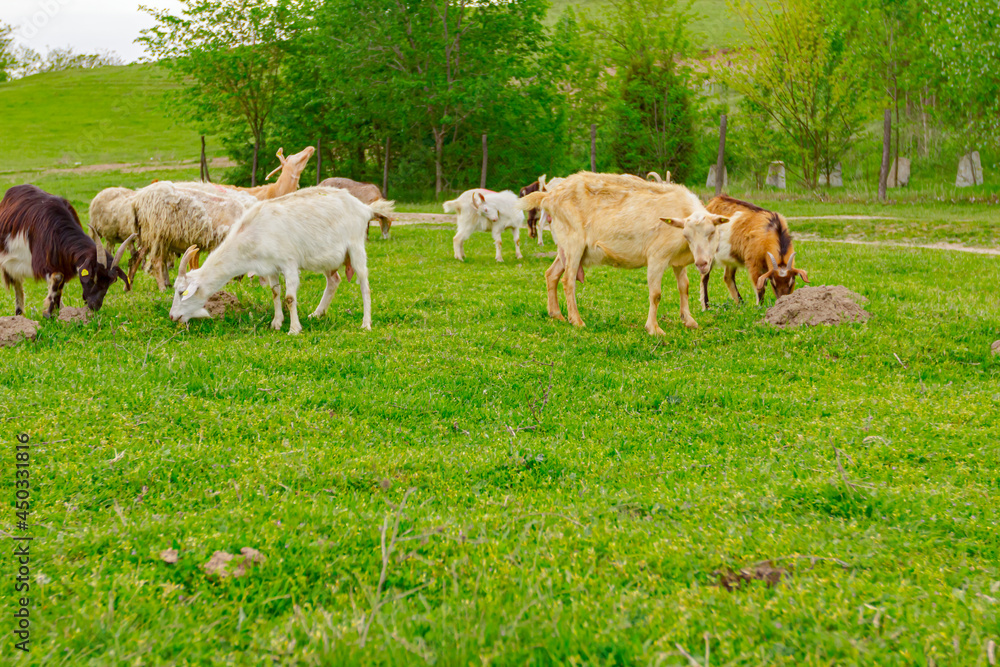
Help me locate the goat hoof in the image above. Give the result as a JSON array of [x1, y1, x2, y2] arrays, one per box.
[[271, 320, 283, 330], [684, 320, 699, 330], [549, 312, 566, 321], [288, 327, 302, 336]]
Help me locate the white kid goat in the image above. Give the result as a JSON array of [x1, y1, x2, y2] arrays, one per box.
[[169, 187, 393, 334], [443, 189, 524, 262]]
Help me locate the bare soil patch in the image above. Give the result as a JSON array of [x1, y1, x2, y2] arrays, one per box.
[[58, 307, 93, 323], [206, 291, 243, 317], [992, 341, 1000, 356], [797, 236, 1000, 256], [0, 316, 39, 347], [392, 212, 456, 226], [765, 285, 871, 329]]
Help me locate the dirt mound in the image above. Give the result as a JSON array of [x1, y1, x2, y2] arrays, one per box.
[[765, 285, 871, 329], [58, 307, 93, 323], [0, 316, 39, 347], [992, 340, 1000, 356], [206, 291, 242, 317]]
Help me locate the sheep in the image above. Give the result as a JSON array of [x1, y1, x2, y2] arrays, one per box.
[[703, 195, 809, 309], [131, 182, 233, 290], [319, 178, 392, 239], [88, 186, 143, 281], [1, 185, 134, 316], [443, 189, 525, 262], [518, 172, 728, 335], [169, 187, 395, 334]]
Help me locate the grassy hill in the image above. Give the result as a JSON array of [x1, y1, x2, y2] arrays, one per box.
[[0, 64, 223, 174], [549, 0, 747, 49]]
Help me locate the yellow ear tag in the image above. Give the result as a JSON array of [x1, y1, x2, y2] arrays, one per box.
[[81, 269, 89, 276], [182, 290, 190, 296]]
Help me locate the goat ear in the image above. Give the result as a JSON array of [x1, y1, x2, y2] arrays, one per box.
[[181, 282, 198, 301], [794, 268, 810, 283], [711, 214, 729, 226], [661, 217, 684, 229], [756, 271, 774, 290], [114, 267, 131, 292], [275, 147, 286, 163], [472, 191, 485, 208]]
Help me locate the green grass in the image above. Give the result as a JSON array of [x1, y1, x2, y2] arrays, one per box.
[[0, 65, 223, 175], [3, 226, 998, 664]]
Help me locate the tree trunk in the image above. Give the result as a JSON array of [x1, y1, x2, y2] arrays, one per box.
[[878, 109, 891, 203], [316, 137, 322, 186], [590, 124, 597, 172], [480, 134, 488, 190], [251, 139, 260, 187], [715, 114, 727, 196], [383, 136, 391, 198], [200, 135, 211, 183], [434, 129, 444, 197]]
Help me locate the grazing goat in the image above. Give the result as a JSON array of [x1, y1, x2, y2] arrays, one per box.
[[229, 146, 315, 201], [88, 186, 143, 279], [518, 172, 728, 335], [519, 175, 565, 245], [443, 189, 524, 262], [703, 195, 809, 309], [1, 185, 134, 316], [534, 176, 565, 245], [646, 171, 672, 184], [170, 188, 394, 334], [320, 178, 392, 239], [131, 182, 234, 290]]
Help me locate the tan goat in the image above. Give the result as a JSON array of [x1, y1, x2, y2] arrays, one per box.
[[519, 172, 728, 335], [228, 146, 315, 201]]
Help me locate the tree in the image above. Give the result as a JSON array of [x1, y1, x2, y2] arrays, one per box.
[[139, 0, 295, 185], [721, 0, 874, 187], [923, 0, 1000, 154], [308, 0, 549, 196], [0, 22, 15, 82]]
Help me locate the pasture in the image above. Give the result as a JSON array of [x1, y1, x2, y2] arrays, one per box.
[[3, 205, 999, 663]]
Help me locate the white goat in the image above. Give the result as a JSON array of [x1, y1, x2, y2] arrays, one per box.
[[442, 189, 524, 262], [535, 176, 565, 246], [169, 187, 394, 334]]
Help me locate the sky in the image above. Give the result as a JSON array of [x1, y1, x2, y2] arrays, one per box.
[[2, 0, 183, 62]]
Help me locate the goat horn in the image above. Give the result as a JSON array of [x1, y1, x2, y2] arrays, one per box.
[[539, 174, 547, 190], [647, 171, 663, 183], [666, 171, 672, 183], [787, 251, 796, 268], [112, 233, 137, 268], [767, 252, 779, 269], [265, 164, 283, 180], [178, 245, 199, 279]]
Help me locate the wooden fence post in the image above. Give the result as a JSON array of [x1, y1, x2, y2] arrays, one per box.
[[316, 137, 322, 185], [200, 135, 211, 183], [251, 139, 260, 187], [590, 124, 597, 172], [878, 109, 891, 203], [715, 114, 727, 196], [383, 136, 391, 197], [480, 134, 488, 190]]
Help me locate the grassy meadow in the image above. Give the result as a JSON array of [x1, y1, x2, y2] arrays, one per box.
[[2, 45, 1000, 664], [2, 223, 999, 664]]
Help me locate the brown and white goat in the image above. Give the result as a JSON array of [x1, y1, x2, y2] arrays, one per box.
[[519, 172, 728, 335], [1, 185, 134, 317], [702, 195, 809, 309], [319, 178, 393, 239]]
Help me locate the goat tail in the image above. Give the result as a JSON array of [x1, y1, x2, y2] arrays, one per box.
[[370, 199, 395, 220], [517, 190, 548, 211], [442, 198, 460, 214]]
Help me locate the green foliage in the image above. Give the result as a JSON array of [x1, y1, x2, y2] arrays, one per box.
[[139, 0, 298, 185], [721, 0, 875, 188], [0, 21, 14, 82]]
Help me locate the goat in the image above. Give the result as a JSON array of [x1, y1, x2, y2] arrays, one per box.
[[228, 146, 315, 201], [443, 189, 524, 262], [519, 178, 543, 240], [1, 185, 134, 317], [518, 172, 728, 335], [534, 176, 565, 246], [129, 182, 235, 290], [169, 188, 394, 334], [703, 195, 809, 309], [320, 178, 392, 239], [88, 186, 143, 279], [646, 171, 672, 184]]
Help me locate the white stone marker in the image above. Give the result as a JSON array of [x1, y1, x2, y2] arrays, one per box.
[[956, 152, 984, 187], [887, 157, 910, 188], [766, 161, 785, 189], [819, 163, 843, 187], [707, 165, 728, 189]]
